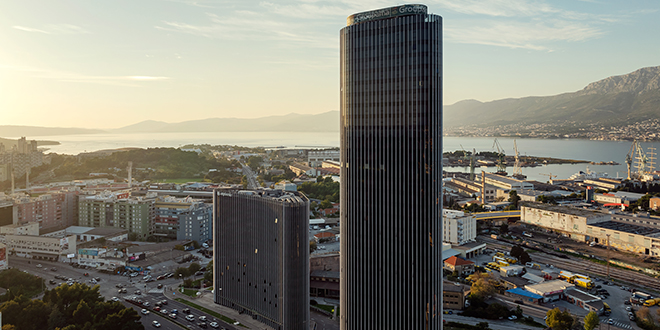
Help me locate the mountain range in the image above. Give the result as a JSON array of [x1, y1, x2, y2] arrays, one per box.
[[444, 66, 660, 128], [2, 66, 659, 139]]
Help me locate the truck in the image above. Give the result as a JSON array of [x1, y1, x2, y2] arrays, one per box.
[[558, 271, 576, 283], [574, 278, 595, 290], [574, 273, 592, 282], [525, 262, 541, 270], [644, 298, 660, 307], [603, 302, 611, 315], [523, 231, 533, 238], [487, 262, 500, 270], [634, 292, 652, 301]]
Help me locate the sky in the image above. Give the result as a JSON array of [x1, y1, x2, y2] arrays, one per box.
[[1, 0, 659, 129]]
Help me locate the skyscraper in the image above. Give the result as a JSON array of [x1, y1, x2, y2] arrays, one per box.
[[213, 189, 309, 330], [339, 4, 443, 329]]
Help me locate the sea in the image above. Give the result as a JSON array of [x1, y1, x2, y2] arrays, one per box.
[[26, 132, 660, 183]]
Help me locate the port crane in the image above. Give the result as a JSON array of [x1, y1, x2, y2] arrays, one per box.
[[539, 173, 557, 183], [492, 138, 507, 174], [512, 139, 526, 179], [460, 144, 476, 180]]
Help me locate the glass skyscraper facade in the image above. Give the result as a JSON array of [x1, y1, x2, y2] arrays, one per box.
[[339, 4, 443, 329]]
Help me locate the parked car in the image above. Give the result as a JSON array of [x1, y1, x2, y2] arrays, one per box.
[[508, 315, 517, 321], [514, 300, 524, 304]]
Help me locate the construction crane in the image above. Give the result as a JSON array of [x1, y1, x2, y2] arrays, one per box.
[[492, 138, 507, 174], [539, 173, 557, 183]]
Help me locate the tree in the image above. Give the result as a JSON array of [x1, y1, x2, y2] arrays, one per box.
[[583, 311, 599, 330], [510, 245, 524, 259], [468, 272, 498, 299], [519, 251, 532, 265], [638, 307, 654, 325], [508, 190, 521, 209], [174, 267, 191, 279], [545, 308, 574, 330], [499, 224, 509, 234], [188, 262, 201, 275], [319, 199, 333, 209]]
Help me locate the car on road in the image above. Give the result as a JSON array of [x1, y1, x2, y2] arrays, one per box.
[[112, 297, 119, 302], [36, 264, 42, 268], [209, 322, 219, 328], [49, 280, 56, 284], [182, 308, 191, 314], [169, 313, 177, 319], [116, 284, 123, 288], [508, 315, 517, 320], [154, 307, 161, 312], [135, 290, 142, 295], [161, 300, 168, 305], [199, 316, 207, 322], [186, 315, 195, 321], [152, 321, 161, 328], [171, 309, 178, 314], [198, 322, 207, 328], [608, 319, 614, 325], [143, 302, 150, 307], [157, 284, 163, 289], [141, 309, 150, 315], [160, 309, 167, 314], [50, 267, 57, 271]]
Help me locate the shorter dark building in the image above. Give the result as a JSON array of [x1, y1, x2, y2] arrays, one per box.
[[213, 189, 309, 330], [310, 270, 339, 299], [505, 288, 543, 304]]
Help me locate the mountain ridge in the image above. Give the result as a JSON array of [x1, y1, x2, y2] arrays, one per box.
[[445, 65, 660, 128]]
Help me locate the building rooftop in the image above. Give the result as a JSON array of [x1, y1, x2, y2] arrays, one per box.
[[506, 288, 543, 299], [525, 279, 574, 293], [86, 227, 129, 236], [565, 288, 600, 302], [444, 256, 474, 266], [310, 270, 339, 279], [216, 188, 308, 205], [65, 226, 95, 235], [451, 242, 486, 252], [484, 173, 531, 187], [590, 221, 660, 236], [443, 281, 470, 293], [501, 276, 530, 288], [521, 202, 609, 219]]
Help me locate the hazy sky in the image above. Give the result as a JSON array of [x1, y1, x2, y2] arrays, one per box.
[[1, 0, 658, 129]]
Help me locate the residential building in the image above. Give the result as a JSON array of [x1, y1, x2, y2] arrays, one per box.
[[213, 189, 309, 330], [443, 281, 470, 310], [154, 196, 212, 243], [78, 191, 128, 228], [443, 256, 474, 276], [12, 190, 79, 231], [308, 150, 340, 168], [113, 196, 155, 240], [340, 5, 443, 329], [443, 209, 476, 245]]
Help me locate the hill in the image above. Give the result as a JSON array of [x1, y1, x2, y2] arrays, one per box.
[[0, 125, 105, 137], [112, 111, 339, 133], [444, 66, 660, 128]]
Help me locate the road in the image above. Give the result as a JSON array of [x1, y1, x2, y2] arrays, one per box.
[[241, 164, 259, 189], [9, 255, 236, 330]]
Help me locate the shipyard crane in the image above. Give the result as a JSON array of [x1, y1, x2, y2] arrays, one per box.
[[492, 138, 507, 174], [539, 173, 557, 183], [460, 144, 476, 180], [512, 139, 526, 179]]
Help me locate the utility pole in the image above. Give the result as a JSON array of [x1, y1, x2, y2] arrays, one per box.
[[606, 234, 611, 280]]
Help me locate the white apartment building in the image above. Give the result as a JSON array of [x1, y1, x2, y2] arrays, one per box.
[[443, 209, 477, 245]]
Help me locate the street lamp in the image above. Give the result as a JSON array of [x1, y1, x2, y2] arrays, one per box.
[[179, 273, 183, 293]]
